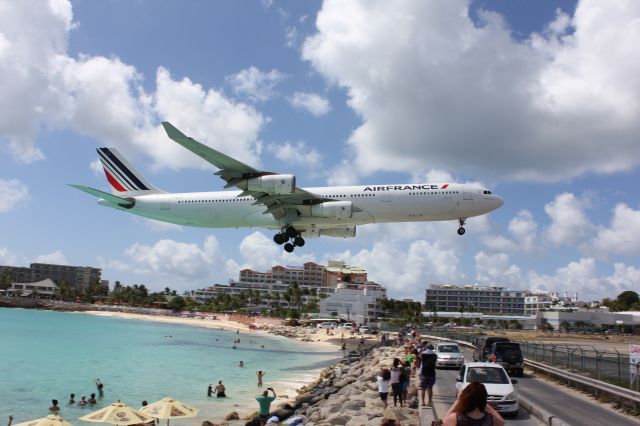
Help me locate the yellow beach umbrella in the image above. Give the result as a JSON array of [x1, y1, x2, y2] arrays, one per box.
[[139, 397, 198, 426], [79, 401, 155, 426], [13, 414, 73, 426]]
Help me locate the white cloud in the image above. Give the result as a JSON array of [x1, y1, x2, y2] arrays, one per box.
[[0, 179, 29, 212], [289, 91, 331, 116], [267, 141, 322, 169], [0, 0, 72, 163], [34, 250, 68, 265], [592, 203, 640, 257], [285, 26, 299, 48], [326, 160, 359, 186], [226, 66, 286, 103], [474, 251, 522, 287], [0, 2, 266, 172], [524, 257, 633, 301], [484, 210, 538, 253], [239, 231, 315, 272], [124, 236, 239, 287], [544, 192, 594, 246], [332, 239, 464, 299], [0, 247, 17, 265], [302, 0, 640, 182]]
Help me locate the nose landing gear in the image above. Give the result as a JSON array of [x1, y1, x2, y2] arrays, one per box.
[[274, 226, 305, 252], [457, 218, 466, 235]]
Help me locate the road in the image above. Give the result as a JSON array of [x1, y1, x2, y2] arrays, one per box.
[[429, 362, 543, 425], [425, 343, 639, 426]]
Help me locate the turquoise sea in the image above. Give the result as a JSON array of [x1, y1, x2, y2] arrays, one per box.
[[0, 309, 339, 423]]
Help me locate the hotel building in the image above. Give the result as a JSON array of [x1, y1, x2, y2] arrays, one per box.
[[425, 284, 527, 314]]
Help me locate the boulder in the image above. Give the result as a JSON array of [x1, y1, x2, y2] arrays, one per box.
[[224, 411, 239, 421], [345, 416, 369, 426], [342, 399, 366, 411], [325, 413, 350, 425]]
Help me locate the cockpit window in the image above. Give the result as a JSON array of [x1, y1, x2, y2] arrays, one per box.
[[483, 190, 492, 195]]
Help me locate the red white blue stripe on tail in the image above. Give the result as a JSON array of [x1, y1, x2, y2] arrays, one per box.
[[97, 147, 162, 195]]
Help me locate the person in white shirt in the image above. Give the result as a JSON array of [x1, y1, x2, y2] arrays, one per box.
[[376, 368, 391, 409]]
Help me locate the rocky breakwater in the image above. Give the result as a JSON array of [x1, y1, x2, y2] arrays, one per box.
[[248, 346, 420, 426]]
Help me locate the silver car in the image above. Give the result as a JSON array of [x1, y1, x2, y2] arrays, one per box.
[[435, 342, 465, 368]]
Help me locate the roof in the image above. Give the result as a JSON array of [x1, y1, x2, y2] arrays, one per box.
[[464, 362, 506, 369], [11, 278, 58, 289]]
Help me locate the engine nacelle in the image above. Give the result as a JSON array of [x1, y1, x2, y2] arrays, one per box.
[[302, 226, 356, 238], [247, 174, 295, 195], [309, 201, 352, 220]]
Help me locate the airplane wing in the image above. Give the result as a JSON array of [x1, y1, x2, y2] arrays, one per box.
[[161, 122, 327, 219]]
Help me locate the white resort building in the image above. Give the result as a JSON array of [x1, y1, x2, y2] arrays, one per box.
[[319, 282, 387, 325]]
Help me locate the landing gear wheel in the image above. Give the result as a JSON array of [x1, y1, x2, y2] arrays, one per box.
[[457, 227, 466, 236], [273, 233, 287, 245], [284, 243, 295, 253], [293, 236, 305, 247], [285, 226, 297, 238]]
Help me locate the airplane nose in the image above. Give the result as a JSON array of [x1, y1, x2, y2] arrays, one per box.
[[495, 196, 504, 209]]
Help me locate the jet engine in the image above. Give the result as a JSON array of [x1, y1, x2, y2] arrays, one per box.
[[302, 226, 356, 238], [247, 174, 295, 195], [309, 201, 352, 220]]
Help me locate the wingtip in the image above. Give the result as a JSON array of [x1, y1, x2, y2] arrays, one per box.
[[161, 121, 187, 139]]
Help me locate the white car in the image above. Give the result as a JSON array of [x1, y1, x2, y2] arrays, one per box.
[[456, 362, 519, 415], [337, 322, 355, 331], [435, 342, 465, 368], [316, 322, 337, 329]]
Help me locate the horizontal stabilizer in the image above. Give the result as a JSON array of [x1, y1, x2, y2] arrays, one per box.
[[69, 184, 135, 208]]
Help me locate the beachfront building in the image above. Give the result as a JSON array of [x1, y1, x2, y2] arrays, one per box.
[[536, 310, 640, 330], [425, 284, 527, 314], [4, 279, 58, 299], [0, 262, 104, 293], [193, 260, 369, 308], [319, 281, 387, 325]]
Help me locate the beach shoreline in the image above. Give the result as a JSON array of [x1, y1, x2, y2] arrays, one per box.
[[80, 310, 378, 424]]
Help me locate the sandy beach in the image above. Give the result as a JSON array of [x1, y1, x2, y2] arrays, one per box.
[[81, 310, 382, 424]]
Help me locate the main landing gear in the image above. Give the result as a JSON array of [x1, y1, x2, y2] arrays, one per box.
[[457, 218, 466, 236], [273, 226, 305, 253]]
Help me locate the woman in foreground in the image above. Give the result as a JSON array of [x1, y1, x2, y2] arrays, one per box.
[[442, 382, 504, 426]]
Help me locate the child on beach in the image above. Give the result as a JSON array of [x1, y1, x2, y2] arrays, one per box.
[[78, 396, 87, 406], [390, 358, 404, 407], [69, 394, 75, 404], [49, 399, 60, 413], [377, 368, 391, 409]]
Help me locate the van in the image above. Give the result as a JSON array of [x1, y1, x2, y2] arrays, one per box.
[[473, 336, 509, 362]]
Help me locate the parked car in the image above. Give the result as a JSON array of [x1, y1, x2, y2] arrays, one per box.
[[487, 342, 524, 376], [358, 326, 370, 334], [473, 336, 510, 362], [456, 362, 519, 415], [338, 322, 355, 331], [316, 322, 337, 329], [435, 342, 465, 368]]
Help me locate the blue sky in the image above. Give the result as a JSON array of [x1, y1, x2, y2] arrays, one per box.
[[1, 0, 639, 301]]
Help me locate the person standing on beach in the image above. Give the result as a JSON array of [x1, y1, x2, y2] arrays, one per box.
[[255, 387, 277, 425], [416, 342, 437, 407], [94, 379, 104, 397], [256, 370, 266, 387], [376, 368, 391, 409]]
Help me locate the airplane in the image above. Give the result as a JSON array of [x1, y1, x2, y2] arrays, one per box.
[[71, 122, 504, 252]]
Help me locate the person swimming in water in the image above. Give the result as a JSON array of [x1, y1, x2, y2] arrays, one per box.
[[215, 381, 226, 398]]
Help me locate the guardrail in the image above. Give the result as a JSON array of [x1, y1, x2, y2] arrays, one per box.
[[421, 333, 640, 421]]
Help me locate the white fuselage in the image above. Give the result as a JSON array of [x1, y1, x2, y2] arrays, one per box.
[[99, 183, 503, 231]]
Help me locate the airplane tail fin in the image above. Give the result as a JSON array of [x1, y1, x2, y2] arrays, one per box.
[[96, 147, 164, 196]]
